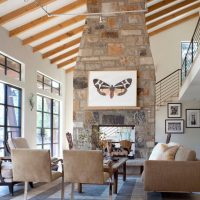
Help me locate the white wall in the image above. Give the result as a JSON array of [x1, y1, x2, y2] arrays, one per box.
[[150, 17, 199, 81], [150, 16, 200, 156], [156, 101, 200, 158], [0, 27, 66, 153]]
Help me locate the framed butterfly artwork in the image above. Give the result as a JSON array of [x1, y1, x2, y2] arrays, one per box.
[[87, 71, 137, 109]]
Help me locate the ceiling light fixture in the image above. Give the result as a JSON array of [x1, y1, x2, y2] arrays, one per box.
[[28, 0, 147, 17]]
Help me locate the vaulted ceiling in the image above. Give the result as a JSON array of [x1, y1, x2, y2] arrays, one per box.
[[0, 0, 199, 72]]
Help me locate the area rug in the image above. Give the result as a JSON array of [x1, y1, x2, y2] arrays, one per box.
[[1, 176, 200, 200], [0, 176, 144, 200]]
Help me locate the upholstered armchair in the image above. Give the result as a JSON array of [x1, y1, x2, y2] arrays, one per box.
[[11, 149, 64, 200], [0, 157, 19, 195], [8, 137, 60, 171], [119, 140, 132, 154], [62, 150, 112, 200]]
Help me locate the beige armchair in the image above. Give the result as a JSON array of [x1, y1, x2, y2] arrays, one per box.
[[8, 137, 60, 171], [11, 149, 64, 200], [120, 140, 132, 154], [8, 137, 29, 149], [0, 137, 33, 195], [62, 150, 112, 200]]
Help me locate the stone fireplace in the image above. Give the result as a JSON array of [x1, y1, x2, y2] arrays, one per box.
[[73, 0, 155, 158]]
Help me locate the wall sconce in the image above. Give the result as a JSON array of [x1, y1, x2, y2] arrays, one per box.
[[29, 93, 35, 111]]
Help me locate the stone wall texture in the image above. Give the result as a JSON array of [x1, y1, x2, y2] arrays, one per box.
[[73, 0, 155, 158]]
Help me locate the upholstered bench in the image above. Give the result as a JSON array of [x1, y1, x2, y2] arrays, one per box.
[[126, 158, 145, 175]]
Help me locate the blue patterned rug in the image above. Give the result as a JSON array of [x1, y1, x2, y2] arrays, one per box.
[[1, 176, 200, 200], [0, 176, 141, 200]]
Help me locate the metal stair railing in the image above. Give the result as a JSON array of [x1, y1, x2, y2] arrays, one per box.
[[156, 69, 181, 106], [181, 17, 200, 83]]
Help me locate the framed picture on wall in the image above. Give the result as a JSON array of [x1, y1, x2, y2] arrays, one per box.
[[186, 109, 200, 128], [165, 119, 184, 134], [87, 71, 137, 109], [167, 103, 182, 118]]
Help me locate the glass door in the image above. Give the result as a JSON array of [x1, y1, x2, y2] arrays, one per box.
[[36, 95, 60, 156], [0, 82, 21, 156]]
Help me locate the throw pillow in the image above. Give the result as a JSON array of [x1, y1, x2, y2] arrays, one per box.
[[168, 142, 180, 147], [162, 145, 179, 160], [149, 143, 168, 160]]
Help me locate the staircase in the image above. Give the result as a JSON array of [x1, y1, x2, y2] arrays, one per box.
[[156, 17, 200, 107], [156, 69, 181, 106]]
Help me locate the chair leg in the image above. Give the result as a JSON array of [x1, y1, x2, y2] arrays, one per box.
[[29, 182, 34, 188], [61, 176, 64, 200], [109, 181, 112, 200], [70, 183, 74, 200], [8, 183, 14, 196], [24, 182, 28, 200], [144, 191, 148, 200]]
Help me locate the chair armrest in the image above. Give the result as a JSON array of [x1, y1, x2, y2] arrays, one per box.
[[0, 156, 11, 162], [144, 160, 200, 192], [104, 161, 113, 179], [51, 158, 63, 165]]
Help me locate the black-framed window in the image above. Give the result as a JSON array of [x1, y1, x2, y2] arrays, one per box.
[[181, 41, 198, 64], [36, 95, 60, 157], [37, 72, 60, 96], [0, 82, 22, 156], [0, 53, 21, 81]]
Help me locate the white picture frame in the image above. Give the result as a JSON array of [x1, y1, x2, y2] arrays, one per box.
[[186, 109, 200, 128], [165, 119, 184, 134], [87, 71, 137, 109]]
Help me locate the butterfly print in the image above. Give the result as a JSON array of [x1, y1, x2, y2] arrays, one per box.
[[93, 78, 132, 99]]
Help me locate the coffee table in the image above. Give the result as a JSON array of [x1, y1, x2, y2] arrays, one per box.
[[78, 157, 128, 194], [105, 157, 128, 194]]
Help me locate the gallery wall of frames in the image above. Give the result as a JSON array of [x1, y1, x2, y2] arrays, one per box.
[[165, 103, 200, 134]]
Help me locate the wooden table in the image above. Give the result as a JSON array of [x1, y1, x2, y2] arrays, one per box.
[[78, 157, 128, 194]]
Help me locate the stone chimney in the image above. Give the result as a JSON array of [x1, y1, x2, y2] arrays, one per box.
[[73, 0, 155, 158]]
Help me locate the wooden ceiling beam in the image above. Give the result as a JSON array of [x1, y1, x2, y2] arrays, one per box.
[[65, 67, 75, 73], [146, 0, 197, 22], [23, 15, 85, 45], [51, 48, 79, 64], [149, 12, 199, 37], [147, 3, 200, 29], [0, 0, 56, 25], [0, 0, 7, 4], [33, 25, 84, 52], [9, 0, 87, 37], [57, 57, 77, 68], [42, 37, 81, 59], [148, 0, 175, 13]]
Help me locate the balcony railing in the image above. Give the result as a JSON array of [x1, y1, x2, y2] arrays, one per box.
[[181, 17, 200, 83], [156, 69, 181, 106]]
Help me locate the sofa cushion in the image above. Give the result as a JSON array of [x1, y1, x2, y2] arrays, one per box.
[[162, 145, 179, 160], [175, 146, 196, 161], [149, 143, 167, 160]]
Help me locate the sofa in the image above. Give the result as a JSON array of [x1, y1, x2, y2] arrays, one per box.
[[144, 142, 200, 192]]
